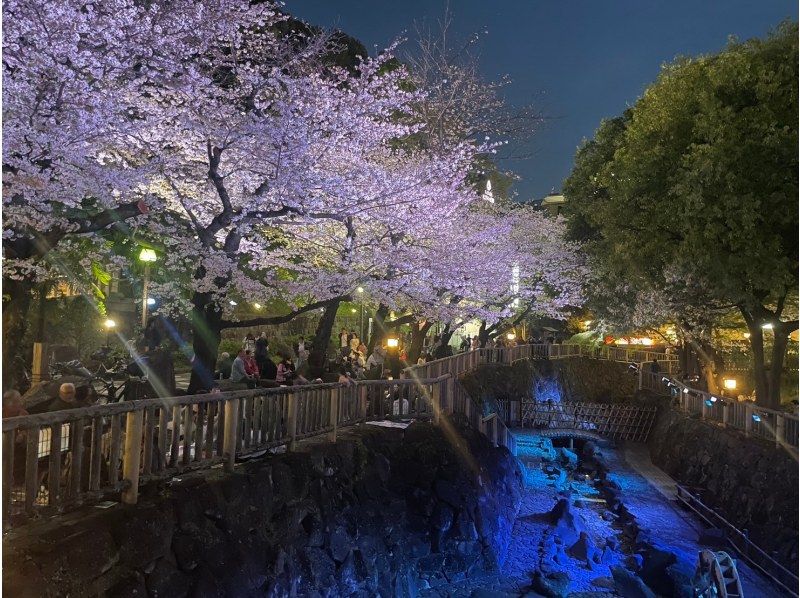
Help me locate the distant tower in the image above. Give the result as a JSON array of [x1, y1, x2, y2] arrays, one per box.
[[482, 179, 494, 203]]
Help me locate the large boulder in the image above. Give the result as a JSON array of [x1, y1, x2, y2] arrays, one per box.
[[611, 566, 656, 598], [547, 498, 587, 546]]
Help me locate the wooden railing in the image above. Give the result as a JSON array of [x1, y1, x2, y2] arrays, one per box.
[[3, 373, 521, 524], [639, 370, 799, 450], [676, 484, 799, 597], [404, 344, 678, 381]]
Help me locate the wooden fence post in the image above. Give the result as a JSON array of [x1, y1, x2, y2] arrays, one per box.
[[744, 403, 753, 437], [223, 398, 239, 472], [358, 385, 368, 422], [431, 381, 441, 425], [445, 376, 454, 414], [121, 410, 144, 505], [328, 388, 339, 443], [287, 393, 298, 451], [776, 414, 785, 448]]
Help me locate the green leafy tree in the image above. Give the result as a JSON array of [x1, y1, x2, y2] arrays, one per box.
[[565, 22, 798, 408]]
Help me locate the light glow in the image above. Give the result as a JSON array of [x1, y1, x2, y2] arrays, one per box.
[[386, 338, 399, 348], [723, 378, 737, 390], [146, 297, 156, 306], [104, 318, 116, 329], [138, 248, 157, 263]]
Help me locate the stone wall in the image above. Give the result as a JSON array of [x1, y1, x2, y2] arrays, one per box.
[[459, 357, 638, 408], [649, 408, 798, 567], [4, 416, 523, 597]]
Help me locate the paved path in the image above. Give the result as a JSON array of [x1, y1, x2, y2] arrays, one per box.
[[619, 443, 785, 598]]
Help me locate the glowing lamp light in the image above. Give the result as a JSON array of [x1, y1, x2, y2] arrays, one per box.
[[357, 287, 364, 293], [146, 297, 156, 306], [752, 413, 762, 423], [104, 318, 116, 329], [229, 300, 237, 306], [723, 378, 737, 391], [386, 338, 399, 348], [683, 387, 690, 394], [507, 332, 516, 341], [743, 332, 751, 339], [762, 323, 773, 330], [709, 396, 718, 403], [138, 248, 157, 263], [640, 338, 654, 346], [253, 303, 262, 310], [351, 308, 357, 313]]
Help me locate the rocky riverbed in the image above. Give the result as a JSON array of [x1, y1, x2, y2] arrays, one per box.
[[423, 432, 785, 597]]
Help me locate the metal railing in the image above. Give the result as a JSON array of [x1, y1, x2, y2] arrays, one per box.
[[3, 373, 519, 524], [497, 399, 658, 442], [676, 484, 799, 597], [640, 370, 799, 449]]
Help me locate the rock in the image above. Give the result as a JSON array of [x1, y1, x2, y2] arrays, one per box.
[[592, 575, 615, 590], [144, 558, 192, 598], [548, 498, 587, 546], [611, 566, 656, 598], [328, 525, 351, 563], [431, 503, 454, 532], [301, 547, 336, 588], [638, 542, 678, 595], [555, 447, 578, 468], [582, 441, 598, 458], [531, 570, 570, 597], [568, 531, 596, 562]]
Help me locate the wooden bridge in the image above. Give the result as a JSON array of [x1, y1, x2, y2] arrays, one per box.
[[3, 344, 673, 526]]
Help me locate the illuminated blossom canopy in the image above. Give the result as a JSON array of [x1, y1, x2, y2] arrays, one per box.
[[3, 0, 585, 376]]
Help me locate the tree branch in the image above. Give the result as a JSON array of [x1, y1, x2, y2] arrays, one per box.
[[220, 295, 350, 329]]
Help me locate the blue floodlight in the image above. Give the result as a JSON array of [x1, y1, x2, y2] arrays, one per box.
[[704, 399, 713, 408], [752, 413, 762, 423]]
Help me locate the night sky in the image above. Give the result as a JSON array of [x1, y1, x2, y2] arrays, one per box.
[[287, 0, 797, 202]]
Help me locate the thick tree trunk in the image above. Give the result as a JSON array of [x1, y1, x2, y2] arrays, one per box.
[[2, 277, 35, 391], [742, 310, 770, 407], [478, 321, 490, 348], [408, 320, 433, 364], [434, 323, 454, 359], [308, 299, 340, 379], [188, 294, 223, 394], [767, 324, 792, 410]]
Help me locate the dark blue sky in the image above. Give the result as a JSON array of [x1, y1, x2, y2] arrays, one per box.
[[287, 1, 797, 202]]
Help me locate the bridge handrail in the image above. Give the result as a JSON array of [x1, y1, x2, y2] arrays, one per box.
[[3, 372, 520, 525], [403, 343, 677, 381], [676, 484, 799, 596], [639, 370, 799, 449]]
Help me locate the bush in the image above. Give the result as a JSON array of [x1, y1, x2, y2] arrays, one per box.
[[218, 338, 242, 357]]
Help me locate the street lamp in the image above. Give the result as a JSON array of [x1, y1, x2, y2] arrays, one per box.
[[357, 287, 365, 341], [386, 337, 399, 348], [104, 318, 116, 347], [723, 378, 737, 391], [138, 248, 158, 328]]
